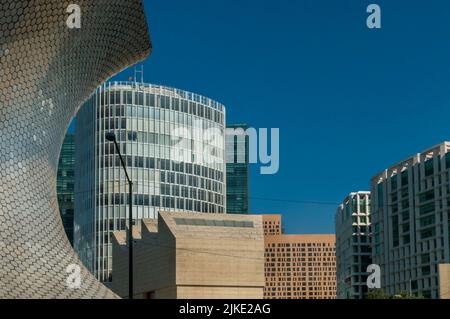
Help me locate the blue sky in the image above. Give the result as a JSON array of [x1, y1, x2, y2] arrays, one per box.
[[73, 0, 450, 234]]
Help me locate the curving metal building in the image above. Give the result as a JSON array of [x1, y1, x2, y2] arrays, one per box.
[[0, 0, 151, 298]]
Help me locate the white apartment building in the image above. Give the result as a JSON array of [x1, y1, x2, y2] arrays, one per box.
[[335, 192, 372, 299], [371, 142, 450, 298]]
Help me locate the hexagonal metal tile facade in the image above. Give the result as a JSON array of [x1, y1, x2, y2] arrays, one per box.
[[0, 0, 151, 298]]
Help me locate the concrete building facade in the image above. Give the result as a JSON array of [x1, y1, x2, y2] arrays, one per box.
[[371, 142, 450, 298], [263, 215, 337, 299], [335, 192, 372, 299], [111, 212, 265, 299]]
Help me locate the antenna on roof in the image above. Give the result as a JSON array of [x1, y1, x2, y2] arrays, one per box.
[[134, 64, 144, 84]]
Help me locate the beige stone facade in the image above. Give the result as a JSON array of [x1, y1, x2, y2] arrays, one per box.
[[263, 215, 337, 299], [263, 214, 282, 235], [439, 264, 450, 299], [111, 212, 265, 299]]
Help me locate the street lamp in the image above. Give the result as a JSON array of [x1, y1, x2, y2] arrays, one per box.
[[105, 132, 134, 299]]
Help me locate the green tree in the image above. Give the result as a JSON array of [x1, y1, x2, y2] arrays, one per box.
[[367, 289, 424, 299], [367, 289, 389, 299], [392, 291, 424, 299]]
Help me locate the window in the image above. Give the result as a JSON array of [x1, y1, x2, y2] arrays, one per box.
[[421, 254, 430, 264], [392, 215, 399, 247], [421, 228, 435, 239], [125, 91, 133, 104], [377, 183, 384, 207], [114, 91, 121, 104], [390, 176, 398, 191], [421, 266, 431, 276], [424, 159, 434, 177], [174, 218, 254, 228], [127, 131, 137, 142], [420, 216, 435, 228], [419, 190, 435, 203], [403, 234, 410, 244], [401, 171, 408, 186], [136, 92, 144, 105], [419, 202, 435, 215], [445, 152, 450, 169]]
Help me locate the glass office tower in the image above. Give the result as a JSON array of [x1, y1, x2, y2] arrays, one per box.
[[226, 124, 250, 214], [57, 133, 75, 246], [74, 82, 227, 282]]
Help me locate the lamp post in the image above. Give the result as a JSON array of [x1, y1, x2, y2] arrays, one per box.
[[105, 132, 133, 299]]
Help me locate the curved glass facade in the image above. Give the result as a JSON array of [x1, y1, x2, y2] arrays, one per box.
[[75, 82, 226, 282], [57, 134, 75, 246]]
